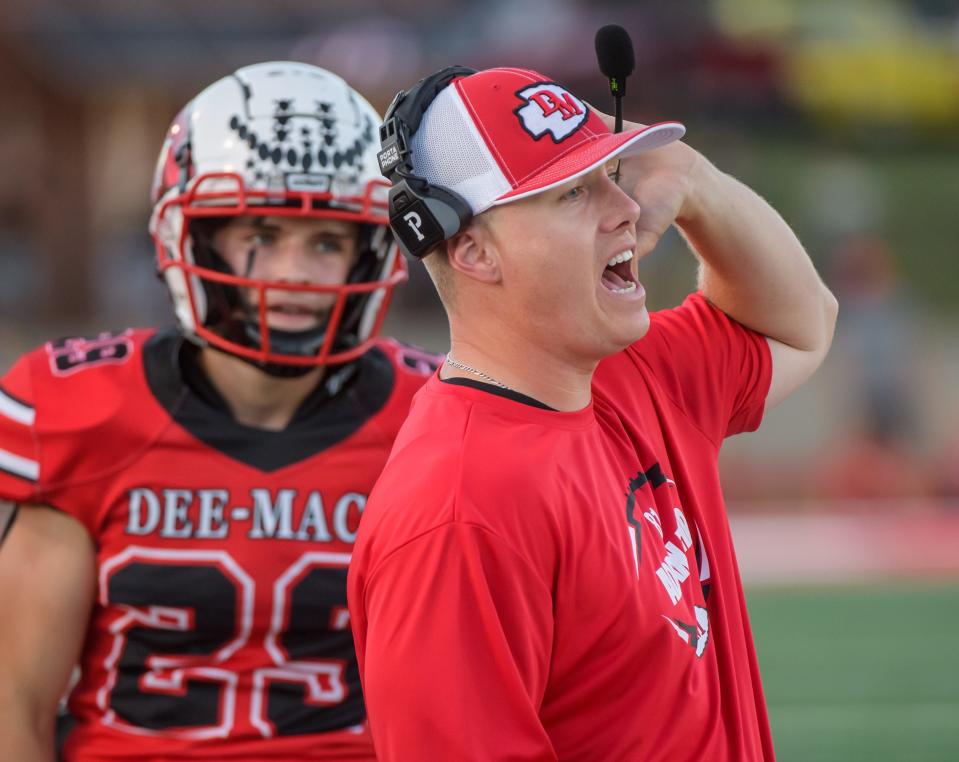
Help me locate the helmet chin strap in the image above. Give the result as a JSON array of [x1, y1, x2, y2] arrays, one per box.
[[241, 354, 323, 379], [241, 321, 333, 377], [212, 319, 329, 378], [207, 334, 322, 378]]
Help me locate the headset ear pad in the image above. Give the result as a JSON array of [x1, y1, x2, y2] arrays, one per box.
[[388, 178, 472, 259], [379, 65, 478, 259]]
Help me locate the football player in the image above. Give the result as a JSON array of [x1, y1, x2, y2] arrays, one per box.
[[0, 62, 438, 761]]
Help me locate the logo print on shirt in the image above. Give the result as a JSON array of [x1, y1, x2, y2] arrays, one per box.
[[514, 83, 588, 143], [46, 330, 134, 377], [624, 463, 670, 573], [664, 605, 710, 658], [623, 463, 712, 658]]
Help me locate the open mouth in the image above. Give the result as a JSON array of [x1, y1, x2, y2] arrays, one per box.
[[601, 250, 639, 295]]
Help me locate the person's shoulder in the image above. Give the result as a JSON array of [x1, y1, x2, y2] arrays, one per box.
[[643, 292, 715, 346], [374, 377, 474, 491], [358, 386, 571, 581], [4, 327, 157, 402], [351, 337, 442, 433], [373, 383, 566, 520], [0, 327, 164, 500], [370, 337, 443, 385], [598, 293, 720, 379], [598, 292, 772, 442], [4, 327, 171, 450], [358, 392, 463, 556]]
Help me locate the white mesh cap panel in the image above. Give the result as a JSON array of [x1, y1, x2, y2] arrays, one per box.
[[409, 85, 511, 215]]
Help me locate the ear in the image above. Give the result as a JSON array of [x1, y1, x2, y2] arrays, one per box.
[[444, 220, 501, 285]]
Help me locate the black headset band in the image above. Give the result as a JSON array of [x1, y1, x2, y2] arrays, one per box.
[[378, 65, 477, 182], [377, 65, 478, 259], [385, 66, 477, 143]]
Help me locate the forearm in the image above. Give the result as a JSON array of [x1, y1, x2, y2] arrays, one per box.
[[0, 506, 94, 762], [677, 155, 837, 352], [0, 695, 55, 761]]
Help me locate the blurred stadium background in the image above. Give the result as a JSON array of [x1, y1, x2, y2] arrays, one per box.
[[1, 0, 957, 758]]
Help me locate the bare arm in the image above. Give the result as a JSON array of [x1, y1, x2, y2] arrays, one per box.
[[0, 504, 96, 761], [676, 155, 838, 408], [606, 113, 838, 409]]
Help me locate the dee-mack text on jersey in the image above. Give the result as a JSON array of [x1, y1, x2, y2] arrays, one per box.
[[124, 487, 365, 543]]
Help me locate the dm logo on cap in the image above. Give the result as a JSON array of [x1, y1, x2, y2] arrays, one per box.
[[514, 83, 588, 143]]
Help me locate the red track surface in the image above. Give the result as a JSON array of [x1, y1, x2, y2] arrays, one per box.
[[730, 501, 959, 585]]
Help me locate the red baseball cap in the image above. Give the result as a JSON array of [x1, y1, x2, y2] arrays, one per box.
[[408, 67, 685, 214]]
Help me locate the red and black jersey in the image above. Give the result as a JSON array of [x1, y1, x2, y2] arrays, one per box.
[[0, 328, 439, 761], [349, 293, 776, 761]]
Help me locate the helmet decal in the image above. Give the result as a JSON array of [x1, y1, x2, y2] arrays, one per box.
[[151, 108, 194, 205], [225, 81, 378, 193]]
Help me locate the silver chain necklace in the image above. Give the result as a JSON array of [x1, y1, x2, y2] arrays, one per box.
[[445, 353, 514, 391]]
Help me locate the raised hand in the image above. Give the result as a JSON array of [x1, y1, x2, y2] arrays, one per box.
[[593, 108, 704, 260]]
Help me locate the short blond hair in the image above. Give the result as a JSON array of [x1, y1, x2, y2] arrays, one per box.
[[422, 246, 455, 310]]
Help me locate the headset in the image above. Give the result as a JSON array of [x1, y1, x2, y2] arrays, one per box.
[[377, 65, 477, 259]]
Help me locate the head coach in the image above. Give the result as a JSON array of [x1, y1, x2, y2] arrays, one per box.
[[347, 65, 837, 761]]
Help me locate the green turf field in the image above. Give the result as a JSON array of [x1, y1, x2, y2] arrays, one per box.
[[747, 583, 959, 762]]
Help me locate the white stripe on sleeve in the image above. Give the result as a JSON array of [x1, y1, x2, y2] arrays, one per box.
[[0, 447, 39, 481], [0, 390, 35, 426]]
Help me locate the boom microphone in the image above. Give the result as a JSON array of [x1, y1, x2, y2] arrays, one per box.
[[594, 24, 635, 133]]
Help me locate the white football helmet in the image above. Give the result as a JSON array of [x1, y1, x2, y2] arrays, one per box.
[[149, 61, 406, 371]]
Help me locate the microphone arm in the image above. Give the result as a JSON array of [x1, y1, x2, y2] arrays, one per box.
[[610, 78, 624, 134]]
